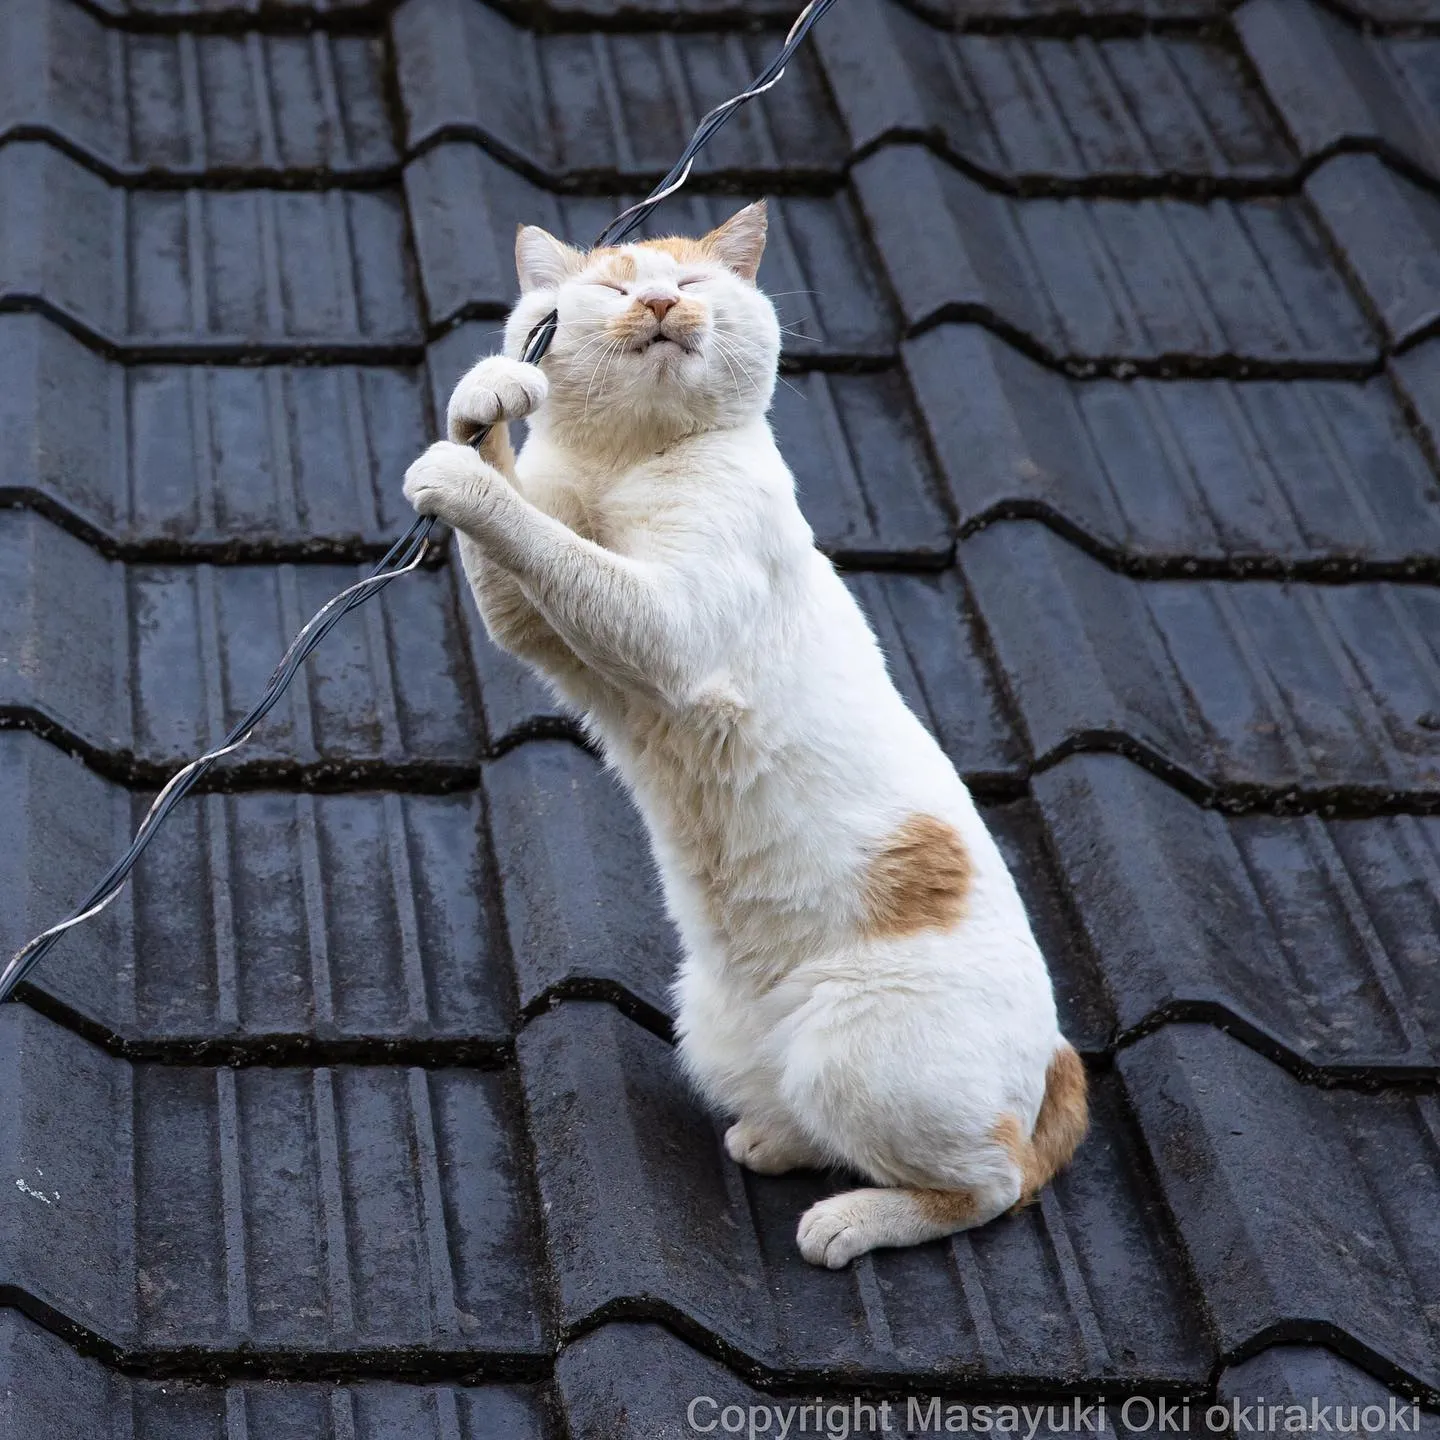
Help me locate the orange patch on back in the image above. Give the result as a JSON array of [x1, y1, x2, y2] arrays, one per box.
[[861, 814, 973, 939]]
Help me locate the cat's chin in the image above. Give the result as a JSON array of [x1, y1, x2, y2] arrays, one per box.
[[637, 336, 703, 375]]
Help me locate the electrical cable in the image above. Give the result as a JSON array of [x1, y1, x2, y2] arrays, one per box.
[[0, 0, 837, 1004]]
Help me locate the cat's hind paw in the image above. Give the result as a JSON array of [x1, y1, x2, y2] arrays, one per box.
[[448, 356, 549, 444], [724, 1120, 823, 1176]]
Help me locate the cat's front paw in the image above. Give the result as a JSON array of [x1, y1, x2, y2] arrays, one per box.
[[403, 440, 497, 527], [447, 357, 549, 444]]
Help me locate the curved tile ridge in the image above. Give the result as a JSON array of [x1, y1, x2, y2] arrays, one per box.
[[0, 1308, 554, 1438], [1036, 751, 1440, 1076], [0, 1004, 547, 1368], [558, 1323, 1221, 1439], [1306, 154, 1440, 354], [1121, 1025, 1440, 1402], [404, 143, 896, 360], [962, 519, 1440, 804], [392, 0, 845, 184], [0, 142, 422, 358], [0, 314, 430, 561], [1222, 1346, 1440, 1432], [0, 510, 495, 784], [816, 0, 1296, 191], [852, 144, 1378, 373], [0, 309, 951, 563], [0, 510, 1022, 785], [78, 0, 385, 23], [904, 325, 1440, 577], [518, 999, 1211, 1384], [0, 0, 398, 182], [1238, 0, 1440, 192], [891, 0, 1224, 29], [0, 732, 512, 1061], [0, 723, 1103, 1061]]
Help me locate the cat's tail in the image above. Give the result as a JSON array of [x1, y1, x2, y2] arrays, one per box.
[[1016, 1042, 1089, 1203]]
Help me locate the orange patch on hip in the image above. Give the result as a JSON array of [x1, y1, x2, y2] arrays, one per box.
[[861, 813, 973, 939], [914, 1186, 980, 1226]]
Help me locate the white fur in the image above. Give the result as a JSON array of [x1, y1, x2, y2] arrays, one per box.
[[404, 207, 1067, 1267]]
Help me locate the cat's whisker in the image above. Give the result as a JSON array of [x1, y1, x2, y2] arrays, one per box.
[[709, 333, 762, 406]]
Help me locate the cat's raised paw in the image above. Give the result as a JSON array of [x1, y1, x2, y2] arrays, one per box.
[[724, 1120, 821, 1175], [448, 357, 549, 444], [403, 440, 495, 525]]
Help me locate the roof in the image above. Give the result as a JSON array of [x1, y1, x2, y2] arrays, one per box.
[[0, 0, 1438, 1432]]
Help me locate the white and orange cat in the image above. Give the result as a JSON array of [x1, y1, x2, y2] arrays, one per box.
[[404, 202, 1086, 1267]]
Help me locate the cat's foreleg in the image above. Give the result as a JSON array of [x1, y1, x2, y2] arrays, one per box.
[[429, 357, 589, 680], [405, 441, 734, 704]]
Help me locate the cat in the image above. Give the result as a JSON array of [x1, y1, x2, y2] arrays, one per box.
[[403, 201, 1087, 1268]]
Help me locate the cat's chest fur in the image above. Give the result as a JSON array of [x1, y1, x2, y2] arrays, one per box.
[[519, 455, 673, 554], [516, 445, 793, 950]]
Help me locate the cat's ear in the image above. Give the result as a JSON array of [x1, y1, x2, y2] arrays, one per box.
[[515, 225, 582, 292], [703, 201, 767, 281]]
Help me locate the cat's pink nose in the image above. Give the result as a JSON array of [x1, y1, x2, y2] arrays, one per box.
[[643, 295, 677, 322]]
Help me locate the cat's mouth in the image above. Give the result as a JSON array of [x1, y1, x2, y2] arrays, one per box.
[[634, 331, 698, 356]]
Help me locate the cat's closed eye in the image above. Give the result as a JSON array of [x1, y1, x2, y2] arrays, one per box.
[[592, 279, 626, 293]]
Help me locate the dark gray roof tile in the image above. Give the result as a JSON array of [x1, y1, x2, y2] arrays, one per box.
[[1036, 752, 1440, 1072], [0, 314, 430, 558], [1222, 1346, 1440, 1435], [819, 0, 1292, 184], [395, 0, 844, 182], [1121, 1024, 1440, 1396], [1332, 0, 1440, 22], [557, 1320, 1231, 1440], [964, 521, 1440, 797], [1239, 0, 1440, 184], [484, 738, 679, 1026], [0, 733, 510, 1056], [406, 143, 896, 358], [87, 0, 378, 14], [907, 325, 1440, 571], [519, 1000, 1211, 1383], [902, 0, 1221, 21], [0, 511, 484, 780], [0, 143, 420, 356], [0, 1308, 557, 1440], [0, 0, 396, 181], [0, 1003, 546, 1360], [1307, 154, 1440, 353], [846, 569, 1024, 780], [855, 145, 1377, 367]]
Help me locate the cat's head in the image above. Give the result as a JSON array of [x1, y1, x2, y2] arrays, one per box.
[[504, 202, 779, 442]]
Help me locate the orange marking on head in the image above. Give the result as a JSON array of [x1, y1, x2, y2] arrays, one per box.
[[590, 250, 638, 285]]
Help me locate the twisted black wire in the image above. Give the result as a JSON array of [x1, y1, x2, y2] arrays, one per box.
[[1, 0, 837, 1003]]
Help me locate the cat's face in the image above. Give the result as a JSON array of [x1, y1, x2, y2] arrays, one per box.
[[504, 203, 780, 436]]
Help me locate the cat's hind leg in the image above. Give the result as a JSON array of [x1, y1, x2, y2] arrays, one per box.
[[796, 1157, 1022, 1269]]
